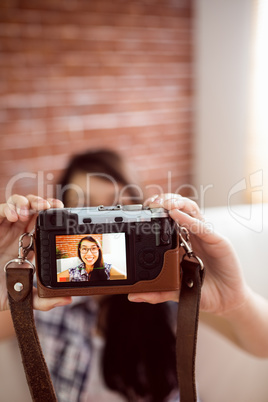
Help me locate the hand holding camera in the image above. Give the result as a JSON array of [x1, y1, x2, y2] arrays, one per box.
[[2, 193, 268, 359], [0, 192, 249, 319], [0, 194, 72, 311], [132, 194, 249, 318]]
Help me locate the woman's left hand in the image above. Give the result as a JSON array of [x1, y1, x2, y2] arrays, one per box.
[[128, 194, 250, 317], [0, 195, 72, 311]]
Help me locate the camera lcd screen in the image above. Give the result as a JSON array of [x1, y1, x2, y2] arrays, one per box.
[[56, 233, 127, 283]]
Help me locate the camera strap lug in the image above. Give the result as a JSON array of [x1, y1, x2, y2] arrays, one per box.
[[18, 232, 34, 261], [178, 226, 204, 270], [4, 232, 35, 273]]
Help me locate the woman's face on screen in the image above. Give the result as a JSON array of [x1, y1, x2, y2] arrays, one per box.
[[80, 240, 99, 268]]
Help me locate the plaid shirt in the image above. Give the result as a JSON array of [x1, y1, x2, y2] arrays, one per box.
[[69, 262, 111, 282], [35, 297, 97, 402]]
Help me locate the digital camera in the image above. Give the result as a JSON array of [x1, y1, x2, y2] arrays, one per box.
[[35, 205, 180, 297]]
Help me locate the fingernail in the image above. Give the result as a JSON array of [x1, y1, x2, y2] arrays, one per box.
[[8, 206, 17, 216], [17, 206, 29, 217], [33, 199, 50, 209], [128, 296, 146, 303], [174, 199, 184, 208], [150, 194, 159, 202], [49, 199, 64, 208], [153, 197, 163, 204]]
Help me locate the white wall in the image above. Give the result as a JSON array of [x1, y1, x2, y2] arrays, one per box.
[[102, 233, 127, 275], [196, 203, 268, 402], [193, 0, 253, 207]]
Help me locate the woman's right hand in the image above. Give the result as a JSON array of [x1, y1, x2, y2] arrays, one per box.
[[0, 194, 72, 311], [129, 194, 249, 316]]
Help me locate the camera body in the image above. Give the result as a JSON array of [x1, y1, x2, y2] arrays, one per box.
[[35, 205, 180, 297]]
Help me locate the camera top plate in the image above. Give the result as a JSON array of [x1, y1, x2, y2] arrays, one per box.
[[98, 205, 168, 219], [37, 205, 169, 228]]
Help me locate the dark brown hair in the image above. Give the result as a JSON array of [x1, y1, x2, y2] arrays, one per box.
[[58, 149, 141, 206], [99, 295, 178, 401]]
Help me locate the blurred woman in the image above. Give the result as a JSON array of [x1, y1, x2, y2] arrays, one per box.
[[34, 149, 179, 402], [2, 150, 268, 401]]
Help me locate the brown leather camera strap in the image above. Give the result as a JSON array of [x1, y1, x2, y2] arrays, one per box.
[[177, 258, 205, 402], [6, 267, 57, 402]]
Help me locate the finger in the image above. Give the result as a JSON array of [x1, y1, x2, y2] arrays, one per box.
[[4, 194, 50, 222], [169, 208, 222, 244], [32, 289, 72, 311], [46, 198, 64, 209], [1, 194, 31, 222], [149, 194, 204, 221], [0, 195, 63, 224], [143, 194, 160, 207], [146, 193, 181, 207], [0, 203, 18, 222], [128, 291, 179, 304], [165, 197, 203, 220], [25, 194, 51, 212], [23, 195, 63, 213]]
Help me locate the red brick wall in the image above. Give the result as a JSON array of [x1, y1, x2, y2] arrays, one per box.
[[0, 0, 194, 203]]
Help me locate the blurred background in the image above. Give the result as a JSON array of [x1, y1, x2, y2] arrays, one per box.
[[0, 0, 267, 208], [1, 2, 268, 402], [0, 0, 194, 203]]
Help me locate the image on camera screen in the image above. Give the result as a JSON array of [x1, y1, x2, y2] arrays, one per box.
[[56, 233, 127, 283]]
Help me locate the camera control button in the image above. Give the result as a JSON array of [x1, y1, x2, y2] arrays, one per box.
[[161, 233, 170, 244], [138, 249, 160, 269], [42, 239, 49, 246], [144, 251, 155, 263], [83, 218, 92, 224], [43, 274, 50, 283], [114, 217, 123, 222]]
